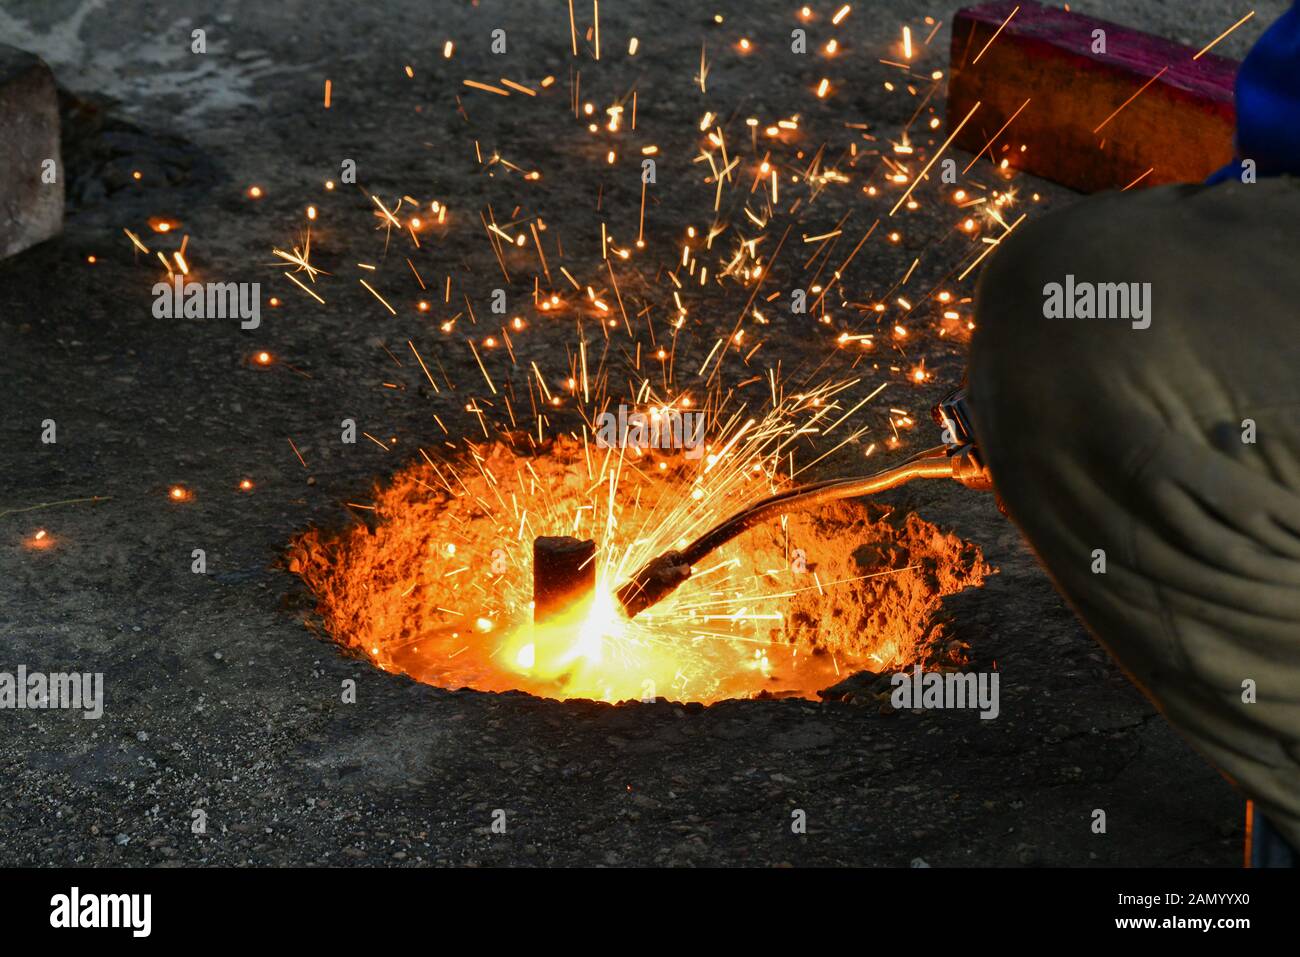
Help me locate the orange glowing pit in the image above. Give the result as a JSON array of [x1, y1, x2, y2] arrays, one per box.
[[288, 438, 991, 705]]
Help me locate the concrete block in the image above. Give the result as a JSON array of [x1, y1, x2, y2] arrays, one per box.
[[0, 44, 63, 258]]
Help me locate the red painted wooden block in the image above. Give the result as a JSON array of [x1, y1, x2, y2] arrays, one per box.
[[948, 1, 1239, 192]]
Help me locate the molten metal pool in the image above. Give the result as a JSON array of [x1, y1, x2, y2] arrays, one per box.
[[288, 438, 990, 704]]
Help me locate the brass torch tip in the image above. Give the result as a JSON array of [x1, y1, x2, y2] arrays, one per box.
[[615, 550, 692, 619]]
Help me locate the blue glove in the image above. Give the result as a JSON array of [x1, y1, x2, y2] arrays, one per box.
[[1207, 2, 1300, 184]]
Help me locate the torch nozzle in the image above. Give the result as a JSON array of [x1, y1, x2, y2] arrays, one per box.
[[615, 550, 692, 619]]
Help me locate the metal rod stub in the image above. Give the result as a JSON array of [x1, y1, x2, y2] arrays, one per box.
[[533, 536, 597, 625]]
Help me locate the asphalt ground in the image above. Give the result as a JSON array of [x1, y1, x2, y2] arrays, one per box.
[[0, 0, 1285, 866]]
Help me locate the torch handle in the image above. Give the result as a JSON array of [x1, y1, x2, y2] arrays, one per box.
[[679, 446, 955, 566]]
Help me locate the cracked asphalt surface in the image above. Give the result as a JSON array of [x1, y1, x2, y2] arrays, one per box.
[[0, 0, 1284, 866]]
